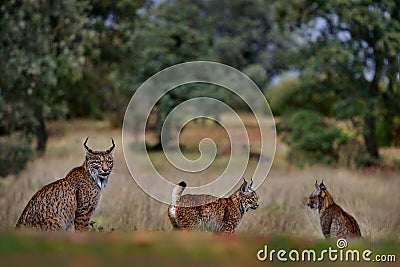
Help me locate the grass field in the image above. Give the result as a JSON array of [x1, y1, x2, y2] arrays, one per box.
[[0, 119, 399, 266], [0, 231, 398, 267]]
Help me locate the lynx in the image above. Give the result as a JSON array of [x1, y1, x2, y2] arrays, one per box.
[[307, 181, 361, 239], [168, 178, 259, 234], [16, 138, 115, 231]]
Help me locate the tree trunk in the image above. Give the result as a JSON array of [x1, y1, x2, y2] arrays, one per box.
[[34, 105, 48, 155], [362, 50, 383, 162], [362, 112, 379, 160]]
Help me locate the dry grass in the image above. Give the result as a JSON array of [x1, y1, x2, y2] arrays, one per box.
[[0, 119, 399, 242]]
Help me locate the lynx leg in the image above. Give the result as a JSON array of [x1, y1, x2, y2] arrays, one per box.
[[74, 211, 91, 231], [35, 217, 66, 231], [220, 223, 236, 234], [320, 210, 332, 238]]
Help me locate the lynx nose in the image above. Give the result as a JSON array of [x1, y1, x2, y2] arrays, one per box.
[[250, 204, 259, 210], [100, 169, 111, 177]]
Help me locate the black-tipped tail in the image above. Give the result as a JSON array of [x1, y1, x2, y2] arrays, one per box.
[[171, 181, 187, 204]]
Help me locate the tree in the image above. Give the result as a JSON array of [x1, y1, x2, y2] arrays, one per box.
[[205, 0, 294, 88], [63, 0, 148, 125], [126, 0, 295, 149], [275, 0, 400, 162], [130, 0, 214, 149], [0, 0, 89, 154]]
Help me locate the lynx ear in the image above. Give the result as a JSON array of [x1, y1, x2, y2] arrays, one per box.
[[84, 137, 94, 154], [240, 178, 248, 193], [106, 138, 115, 154], [315, 180, 319, 190], [319, 180, 326, 190]]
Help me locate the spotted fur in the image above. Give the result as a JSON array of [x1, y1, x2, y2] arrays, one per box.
[[168, 179, 259, 234], [16, 138, 115, 231], [308, 181, 361, 239]]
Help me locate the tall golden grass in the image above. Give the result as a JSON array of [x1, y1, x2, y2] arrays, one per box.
[[0, 119, 399, 242]]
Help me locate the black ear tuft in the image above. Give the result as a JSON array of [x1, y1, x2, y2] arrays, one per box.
[[106, 138, 115, 153], [249, 178, 254, 189], [178, 181, 187, 188], [319, 181, 326, 190], [314, 180, 319, 190], [240, 179, 248, 193], [84, 137, 93, 153]]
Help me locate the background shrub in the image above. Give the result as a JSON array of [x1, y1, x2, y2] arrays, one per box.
[[0, 142, 32, 177], [278, 110, 348, 166]]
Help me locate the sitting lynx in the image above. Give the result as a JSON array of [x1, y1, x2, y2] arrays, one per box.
[[16, 138, 115, 231], [307, 181, 361, 239], [168, 178, 259, 234]]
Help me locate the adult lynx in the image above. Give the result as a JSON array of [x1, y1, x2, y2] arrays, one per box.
[[308, 181, 361, 239], [168, 178, 259, 234], [16, 138, 115, 231]]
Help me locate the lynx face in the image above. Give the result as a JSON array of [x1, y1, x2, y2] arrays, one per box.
[[241, 186, 259, 212], [86, 152, 114, 186], [307, 184, 321, 210], [84, 138, 114, 189]]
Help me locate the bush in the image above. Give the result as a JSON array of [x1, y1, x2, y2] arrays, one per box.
[[265, 74, 299, 116], [265, 74, 338, 118], [0, 142, 32, 177], [279, 110, 347, 166]]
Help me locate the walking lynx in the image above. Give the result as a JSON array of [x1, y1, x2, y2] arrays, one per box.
[[168, 178, 259, 234], [16, 138, 115, 231], [307, 181, 361, 239]]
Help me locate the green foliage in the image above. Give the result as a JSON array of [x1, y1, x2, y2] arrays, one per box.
[[242, 64, 269, 89], [131, 8, 212, 82], [1, 0, 292, 160], [265, 74, 299, 116], [275, 0, 400, 162], [2, 0, 398, 173], [0, 142, 32, 177], [0, 0, 90, 154], [279, 110, 348, 166], [376, 119, 393, 147], [128, 0, 288, 147], [0, 232, 398, 267]]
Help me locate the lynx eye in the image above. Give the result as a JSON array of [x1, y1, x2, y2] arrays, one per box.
[[91, 161, 101, 167]]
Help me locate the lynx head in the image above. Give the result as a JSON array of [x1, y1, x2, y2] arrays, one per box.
[[84, 138, 115, 189], [239, 178, 259, 212], [307, 180, 329, 212]]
